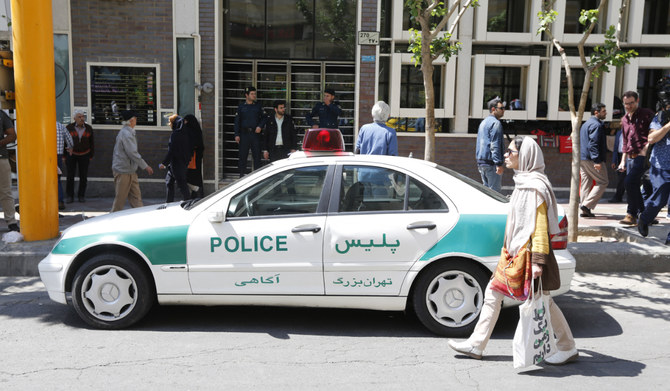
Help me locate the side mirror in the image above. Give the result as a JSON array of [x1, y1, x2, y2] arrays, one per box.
[[208, 211, 224, 223]]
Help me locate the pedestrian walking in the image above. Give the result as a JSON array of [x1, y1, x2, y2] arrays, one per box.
[[56, 121, 73, 210], [159, 115, 192, 202], [617, 91, 655, 225], [65, 110, 94, 203], [184, 114, 205, 199], [475, 97, 505, 192], [448, 136, 578, 366], [638, 102, 670, 242], [111, 110, 154, 212], [579, 103, 609, 217]]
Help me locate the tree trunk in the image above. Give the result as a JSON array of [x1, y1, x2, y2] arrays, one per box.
[[422, 31, 436, 162], [567, 71, 592, 242]]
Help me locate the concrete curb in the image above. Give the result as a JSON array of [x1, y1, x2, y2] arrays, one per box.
[[0, 239, 56, 277]]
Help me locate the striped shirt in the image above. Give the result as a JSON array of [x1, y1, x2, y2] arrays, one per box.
[[57, 122, 74, 156]]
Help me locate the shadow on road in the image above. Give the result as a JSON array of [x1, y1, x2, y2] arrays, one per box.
[[519, 349, 645, 378]]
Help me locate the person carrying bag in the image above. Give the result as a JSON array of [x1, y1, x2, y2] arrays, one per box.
[[448, 136, 578, 366]]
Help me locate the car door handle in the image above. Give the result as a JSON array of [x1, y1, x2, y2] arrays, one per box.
[[407, 222, 436, 230], [292, 224, 322, 233]]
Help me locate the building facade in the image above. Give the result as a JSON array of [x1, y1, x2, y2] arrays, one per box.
[[2, 0, 669, 196]]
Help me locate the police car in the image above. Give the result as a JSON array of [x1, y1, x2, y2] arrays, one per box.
[[39, 129, 575, 335]]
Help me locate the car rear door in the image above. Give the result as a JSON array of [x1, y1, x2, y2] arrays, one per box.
[[323, 163, 457, 295]]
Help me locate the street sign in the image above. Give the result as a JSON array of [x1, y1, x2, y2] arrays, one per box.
[[358, 31, 380, 45]]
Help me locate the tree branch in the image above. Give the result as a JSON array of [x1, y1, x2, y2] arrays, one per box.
[[616, 0, 630, 50], [430, 0, 461, 41], [578, 0, 608, 70]]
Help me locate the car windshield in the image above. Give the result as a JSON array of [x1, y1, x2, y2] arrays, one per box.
[[182, 163, 275, 210], [435, 165, 510, 203]]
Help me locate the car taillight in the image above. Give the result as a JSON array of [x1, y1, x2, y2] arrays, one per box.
[[551, 215, 568, 249]]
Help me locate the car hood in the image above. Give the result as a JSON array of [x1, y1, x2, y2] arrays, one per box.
[[53, 203, 193, 255]]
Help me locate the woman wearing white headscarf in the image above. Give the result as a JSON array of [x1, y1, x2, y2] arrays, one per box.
[[448, 136, 578, 365]]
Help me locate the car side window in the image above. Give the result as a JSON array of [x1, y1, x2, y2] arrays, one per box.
[[407, 177, 448, 211], [227, 166, 328, 218], [339, 165, 407, 212], [338, 165, 447, 213]]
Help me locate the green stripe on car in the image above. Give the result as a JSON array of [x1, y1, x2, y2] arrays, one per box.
[[52, 225, 189, 265], [420, 214, 506, 261]]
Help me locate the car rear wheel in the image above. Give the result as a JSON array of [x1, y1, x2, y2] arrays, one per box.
[[71, 254, 154, 329], [413, 260, 489, 337]]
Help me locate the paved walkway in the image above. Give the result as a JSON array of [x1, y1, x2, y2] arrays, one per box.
[[2, 197, 669, 276]]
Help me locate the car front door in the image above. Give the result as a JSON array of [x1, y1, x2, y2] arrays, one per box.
[[323, 164, 457, 295], [187, 164, 332, 294]]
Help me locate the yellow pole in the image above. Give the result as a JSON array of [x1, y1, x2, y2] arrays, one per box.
[[11, 0, 59, 241]]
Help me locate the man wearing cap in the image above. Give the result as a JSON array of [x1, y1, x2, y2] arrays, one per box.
[[111, 110, 154, 212], [234, 86, 266, 176], [306, 88, 342, 129]]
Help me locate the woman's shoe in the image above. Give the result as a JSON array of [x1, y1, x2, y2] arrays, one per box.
[[545, 348, 579, 365], [447, 339, 482, 360]]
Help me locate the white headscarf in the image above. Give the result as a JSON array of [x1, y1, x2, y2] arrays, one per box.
[[504, 137, 560, 256]]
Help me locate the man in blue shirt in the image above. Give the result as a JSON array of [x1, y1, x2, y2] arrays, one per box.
[[638, 105, 670, 241], [355, 101, 398, 156], [475, 98, 505, 192], [579, 103, 609, 217], [306, 88, 342, 129], [234, 86, 266, 176]]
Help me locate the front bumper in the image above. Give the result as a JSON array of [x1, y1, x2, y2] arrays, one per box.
[[38, 253, 73, 304]]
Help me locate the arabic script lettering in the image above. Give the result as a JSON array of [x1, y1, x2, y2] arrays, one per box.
[[335, 234, 400, 254]]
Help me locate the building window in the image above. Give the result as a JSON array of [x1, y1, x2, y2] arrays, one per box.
[[487, 0, 529, 33], [637, 68, 670, 109], [223, 0, 355, 60], [54, 34, 70, 124], [643, 0, 670, 34], [177, 38, 195, 117], [564, 0, 607, 34], [89, 65, 158, 126], [483, 66, 522, 109], [559, 68, 593, 112], [400, 64, 442, 109], [378, 57, 390, 104]]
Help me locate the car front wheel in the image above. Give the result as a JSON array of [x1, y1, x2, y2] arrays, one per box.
[[413, 260, 489, 337], [71, 253, 154, 329]]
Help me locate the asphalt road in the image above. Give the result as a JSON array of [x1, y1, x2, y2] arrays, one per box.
[[1, 273, 668, 389]]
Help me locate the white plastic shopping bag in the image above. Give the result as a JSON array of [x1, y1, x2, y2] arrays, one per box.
[[512, 279, 557, 368]]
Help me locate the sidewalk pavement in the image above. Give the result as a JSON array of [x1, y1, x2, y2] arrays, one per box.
[[2, 197, 670, 276]]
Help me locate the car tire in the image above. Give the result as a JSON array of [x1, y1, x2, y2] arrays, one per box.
[[413, 260, 489, 337], [71, 253, 155, 329]]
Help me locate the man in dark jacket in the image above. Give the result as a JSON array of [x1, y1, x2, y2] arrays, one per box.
[[263, 100, 298, 162], [65, 110, 94, 202], [579, 103, 609, 217], [306, 88, 342, 129]]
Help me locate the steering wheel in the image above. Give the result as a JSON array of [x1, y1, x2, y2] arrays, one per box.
[[244, 195, 254, 216]]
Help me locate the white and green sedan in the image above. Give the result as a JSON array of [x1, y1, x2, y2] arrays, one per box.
[[39, 129, 575, 335]]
